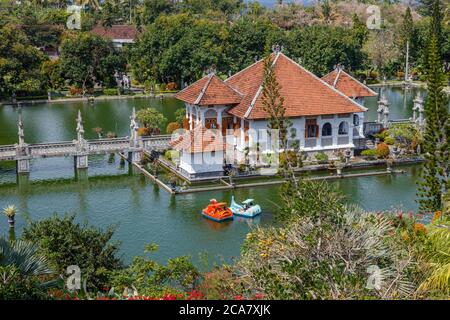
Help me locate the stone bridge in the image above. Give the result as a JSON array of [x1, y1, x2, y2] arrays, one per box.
[[0, 108, 171, 173]]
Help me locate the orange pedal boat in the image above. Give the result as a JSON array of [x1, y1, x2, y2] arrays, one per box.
[[202, 199, 234, 222]]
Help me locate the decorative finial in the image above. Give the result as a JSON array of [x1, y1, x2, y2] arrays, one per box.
[[18, 108, 25, 147], [272, 44, 283, 54], [76, 110, 85, 145]]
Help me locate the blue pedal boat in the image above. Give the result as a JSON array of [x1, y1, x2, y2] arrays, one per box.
[[230, 196, 262, 218]]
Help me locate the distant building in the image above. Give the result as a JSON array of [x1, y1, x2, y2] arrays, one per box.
[[91, 25, 141, 48]]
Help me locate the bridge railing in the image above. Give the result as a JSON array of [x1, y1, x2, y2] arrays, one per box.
[[0, 145, 18, 160]]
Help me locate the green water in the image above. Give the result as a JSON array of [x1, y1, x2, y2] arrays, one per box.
[[0, 88, 427, 265]]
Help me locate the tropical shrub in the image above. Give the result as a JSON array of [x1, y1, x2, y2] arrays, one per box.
[[21, 215, 122, 290], [136, 108, 167, 135], [227, 206, 417, 300], [314, 152, 328, 163], [376, 143, 390, 159], [166, 122, 180, 135], [103, 88, 118, 96], [166, 82, 177, 91], [0, 238, 54, 300], [361, 149, 377, 158], [384, 136, 396, 145], [138, 127, 150, 136], [107, 244, 200, 298]]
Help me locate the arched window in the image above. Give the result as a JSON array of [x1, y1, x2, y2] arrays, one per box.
[[338, 121, 349, 135], [322, 123, 332, 136], [353, 114, 360, 126]]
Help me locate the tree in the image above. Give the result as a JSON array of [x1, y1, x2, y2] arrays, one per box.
[[41, 59, 64, 90], [21, 215, 122, 290], [175, 108, 187, 127], [0, 24, 46, 98], [363, 29, 400, 79], [417, 0, 450, 213], [399, 7, 417, 66], [0, 238, 54, 300], [136, 108, 167, 135], [59, 32, 126, 95]]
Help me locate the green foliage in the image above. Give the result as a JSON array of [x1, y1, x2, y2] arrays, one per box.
[[136, 108, 167, 135], [417, 2, 450, 213], [232, 206, 417, 300], [108, 243, 201, 297], [314, 152, 328, 163], [385, 123, 421, 150], [175, 108, 186, 127], [21, 215, 122, 290], [0, 24, 46, 97], [278, 179, 345, 224], [0, 238, 54, 300], [361, 149, 377, 158], [59, 32, 126, 93], [103, 88, 119, 96], [417, 213, 450, 297]]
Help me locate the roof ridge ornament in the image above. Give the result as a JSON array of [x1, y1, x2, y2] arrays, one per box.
[[272, 44, 283, 54]]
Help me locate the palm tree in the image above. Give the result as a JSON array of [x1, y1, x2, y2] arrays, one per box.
[[3, 205, 17, 228], [0, 238, 52, 277]]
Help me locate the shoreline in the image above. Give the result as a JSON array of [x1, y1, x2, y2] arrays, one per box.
[[0, 92, 178, 107]]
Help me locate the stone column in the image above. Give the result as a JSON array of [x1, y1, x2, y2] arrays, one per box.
[[74, 154, 88, 169], [16, 110, 30, 174], [129, 108, 142, 164], [413, 92, 424, 127], [217, 108, 223, 130], [240, 118, 245, 149], [332, 116, 339, 147], [74, 110, 88, 170], [377, 91, 388, 125], [189, 105, 193, 130]]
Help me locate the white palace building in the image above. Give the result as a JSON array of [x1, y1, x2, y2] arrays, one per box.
[[171, 51, 377, 179]]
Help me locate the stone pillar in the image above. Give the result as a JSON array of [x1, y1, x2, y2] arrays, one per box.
[[75, 110, 88, 170], [189, 105, 193, 130], [332, 116, 338, 147], [418, 101, 425, 132], [129, 107, 139, 148], [74, 154, 88, 169], [16, 110, 30, 174], [129, 151, 142, 163], [240, 118, 245, 149], [383, 104, 390, 128], [217, 108, 223, 130], [17, 158, 30, 173], [377, 91, 388, 125], [413, 92, 424, 129]]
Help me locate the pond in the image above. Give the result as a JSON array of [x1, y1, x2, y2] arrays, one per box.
[[0, 86, 431, 266]]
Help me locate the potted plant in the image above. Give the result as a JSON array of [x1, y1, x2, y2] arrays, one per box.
[[3, 205, 17, 228]]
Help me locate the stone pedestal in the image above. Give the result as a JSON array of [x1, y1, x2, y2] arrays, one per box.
[[74, 154, 88, 169], [17, 157, 30, 173], [128, 150, 142, 163]]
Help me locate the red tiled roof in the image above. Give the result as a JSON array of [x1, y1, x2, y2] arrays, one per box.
[[170, 126, 226, 153], [91, 25, 140, 40], [226, 53, 367, 120], [322, 69, 377, 98], [175, 74, 242, 106]]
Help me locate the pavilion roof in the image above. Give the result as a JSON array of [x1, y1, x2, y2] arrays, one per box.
[[225, 53, 367, 120], [322, 68, 378, 98], [175, 74, 242, 106]]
